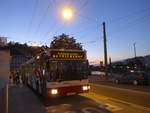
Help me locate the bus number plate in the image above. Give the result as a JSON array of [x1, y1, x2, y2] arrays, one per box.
[[67, 92, 76, 96]]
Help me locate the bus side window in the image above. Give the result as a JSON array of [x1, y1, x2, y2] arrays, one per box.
[[43, 69, 45, 75], [46, 60, 50, 71]]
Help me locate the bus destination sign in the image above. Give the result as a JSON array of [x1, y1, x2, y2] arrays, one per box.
[[50, 50, 86, 60]]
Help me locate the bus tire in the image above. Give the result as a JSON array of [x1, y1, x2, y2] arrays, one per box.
[[38, 82, 42, 95]]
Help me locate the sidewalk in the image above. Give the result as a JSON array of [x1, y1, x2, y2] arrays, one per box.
[[8, 85, 47, 113]]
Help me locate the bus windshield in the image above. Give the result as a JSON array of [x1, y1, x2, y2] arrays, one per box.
[[46, 60, 88, 82]]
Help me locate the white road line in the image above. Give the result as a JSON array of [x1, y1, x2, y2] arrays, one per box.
[[81, 107, 102, 113], [102, 103, 123, 111]]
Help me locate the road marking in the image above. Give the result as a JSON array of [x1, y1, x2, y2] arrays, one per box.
[[81, 107, 104, 113], [51, 109, 57, 113], [81, 92, 109, 100], [84, 92, 150, 112], [98, 104, 108, 109], [46, 104, 72, 113], [46, 104, 107, 113], [82, 93, 122, 112], [64, 111, 76, 113], [90, 83, 150, 95], [99, 103, 122, 111], [108, 97, 150, 112]]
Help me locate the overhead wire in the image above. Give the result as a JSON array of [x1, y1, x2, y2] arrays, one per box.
[[106, 12, 150, 59], [52, 0, 90, 35], [29, 0, 56, 46], [26, 0, 39, 38], [36, 1, 150, 47], [73, 6, 150, 45], [108, 7, 150, 24], [39, 0, 64, 45], [110, 14, 150, 38], [42, 0, 90, 46], [33, 0, 51, 36], [74, 6, 150, 27]]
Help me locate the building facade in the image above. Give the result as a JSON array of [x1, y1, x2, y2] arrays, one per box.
[[10, 55, 27, 71], [0, 37, 7, 46]]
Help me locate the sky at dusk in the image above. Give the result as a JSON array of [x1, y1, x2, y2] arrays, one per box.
[[0, 0, 150, 64]]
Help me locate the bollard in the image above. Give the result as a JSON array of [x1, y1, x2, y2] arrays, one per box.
[[6, 84, 8, 113], [0, 78, 8, 113]]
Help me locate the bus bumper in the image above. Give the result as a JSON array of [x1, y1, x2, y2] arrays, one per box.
[[46, 85, 90, 98]]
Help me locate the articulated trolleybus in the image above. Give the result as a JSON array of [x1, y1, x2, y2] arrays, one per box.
[[21, 49, 90, 99]]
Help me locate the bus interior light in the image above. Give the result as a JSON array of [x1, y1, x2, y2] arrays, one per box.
[[51, 89, 58, 94]]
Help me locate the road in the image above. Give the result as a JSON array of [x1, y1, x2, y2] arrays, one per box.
[[8, 84, 150, 113], [9, 85, 111, 113], [90, 80, 150, 93], [89, 75, 150, 93]]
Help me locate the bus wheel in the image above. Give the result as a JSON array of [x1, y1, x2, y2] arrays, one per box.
[[43, 97, 50, 106], [36, 83, 41, 95]]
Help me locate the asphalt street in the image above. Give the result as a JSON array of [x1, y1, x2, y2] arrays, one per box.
[[8, 85, 111, 113], [90, 84, 150, 109], [89, 75, 150, 93], [8, 84, 150, 113]]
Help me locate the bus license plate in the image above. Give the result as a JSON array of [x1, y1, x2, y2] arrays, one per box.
[[67, 92, 76, 96]]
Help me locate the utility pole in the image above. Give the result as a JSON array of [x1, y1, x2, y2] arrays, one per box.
[[133, 42, 136, 58], [109, 57, 112, 75], [102, 22, 108, 79], [133, 42, 137, 71]]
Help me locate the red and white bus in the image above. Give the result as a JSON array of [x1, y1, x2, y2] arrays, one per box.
[[21, 49, 90, 99]]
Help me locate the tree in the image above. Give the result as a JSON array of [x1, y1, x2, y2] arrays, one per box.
[[50, 33, 83, 50], [7, 42, 41, 56]]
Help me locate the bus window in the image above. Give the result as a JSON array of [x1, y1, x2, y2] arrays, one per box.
[[47, 60, 88, 82]]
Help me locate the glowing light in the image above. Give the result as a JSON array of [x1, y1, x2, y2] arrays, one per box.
[[82, 86, 88, 90], [130, 70, 135, 72], [36, 56, 40, 60], [62, 8, 73, 20], [51, 89, 58, 95]]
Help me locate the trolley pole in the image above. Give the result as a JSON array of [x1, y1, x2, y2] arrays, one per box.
[[102, 22, 108, 79]]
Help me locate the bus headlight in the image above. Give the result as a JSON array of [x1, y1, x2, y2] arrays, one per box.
[[82, 86, 88, 90], [88, 85, 90, 89], [51, 89, 58, 95]]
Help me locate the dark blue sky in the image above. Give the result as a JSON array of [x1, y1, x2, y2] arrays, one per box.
[[0, 0, 150, 63]]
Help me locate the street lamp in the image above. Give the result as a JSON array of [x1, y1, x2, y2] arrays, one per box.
[[62, 8, 73, 20]]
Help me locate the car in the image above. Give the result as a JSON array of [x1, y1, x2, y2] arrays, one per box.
[[114, 72, 150, 85]]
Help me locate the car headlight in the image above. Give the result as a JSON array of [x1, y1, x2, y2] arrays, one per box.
[[51, 89, 58, 94]]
